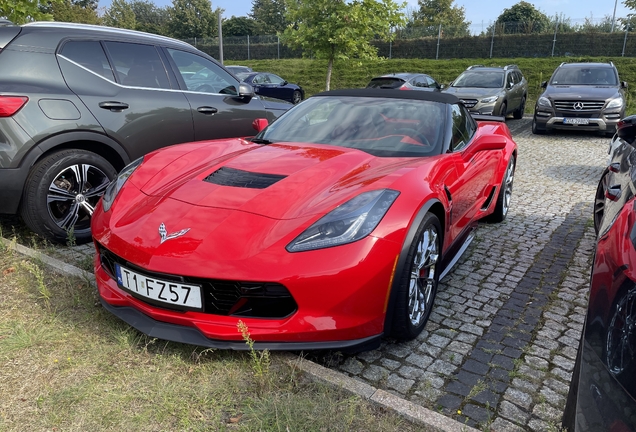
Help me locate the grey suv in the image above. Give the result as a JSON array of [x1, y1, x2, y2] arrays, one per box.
[[443, 65, 528, 119], [532, 62, 627, 135], [0, 22, 290, 244]]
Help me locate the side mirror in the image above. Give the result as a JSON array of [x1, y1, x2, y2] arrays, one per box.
[[541, 81, 548, 89], [280, 80, 288, 86], [238, 83, 255, 99], [622, 81, 629, 88], [439, 84, 446, 90], [462, 135, 507, 161], [252, 118, 269, 132]]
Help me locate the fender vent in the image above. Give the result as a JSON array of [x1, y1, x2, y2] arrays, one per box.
[[204, 167, 287, 189], [481, 186, 497, 210]]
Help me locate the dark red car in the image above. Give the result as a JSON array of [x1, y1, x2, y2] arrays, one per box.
[[91, 89, 517, 351], [564, 117, 636, 430]]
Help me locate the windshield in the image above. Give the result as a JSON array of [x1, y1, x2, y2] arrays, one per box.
[[255, 96, 447, 157], [453, 71, 504, 88], [551, 67, 618, 86]]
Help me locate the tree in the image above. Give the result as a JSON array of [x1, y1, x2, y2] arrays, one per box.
[[492, 1, 551, 34], [130, 0, 170, 35], [413, 0, 470, 37], [250, 0, 286, 34], [282, 0, 406, 91], [169, 0, 219, 39], [49, 0, 100, 24], [223, 16, 258, 36], [103, 0, 136, 29], [1, 0, 61, 23]]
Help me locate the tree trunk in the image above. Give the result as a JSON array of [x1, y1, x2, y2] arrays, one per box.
[[325, 56, 333, 91]]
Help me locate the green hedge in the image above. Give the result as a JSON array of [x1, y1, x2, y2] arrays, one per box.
[[228, 57, 636, 115]]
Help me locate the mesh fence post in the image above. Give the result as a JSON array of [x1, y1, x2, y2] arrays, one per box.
[[552, 20, 558, 57], [217, 14, 223, 64], [489, 22, 495, 58], [436, 24, 441, 60], [277, 36, 280, 60], [247, 35, 250, 60], [623, 25, 629, 56]]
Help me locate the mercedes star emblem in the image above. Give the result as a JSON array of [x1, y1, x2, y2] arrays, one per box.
[[573, 102, 584, 110]]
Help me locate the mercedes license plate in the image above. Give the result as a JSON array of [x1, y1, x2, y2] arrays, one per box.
[[563, 118, 589, 125], [115, 264, 202, 309]]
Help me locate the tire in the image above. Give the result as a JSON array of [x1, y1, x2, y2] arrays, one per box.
[[21, 149, 117, 245], [513, 96, 526, 119], [532, 118, 546, 135], [391, 213, 442, 340], [292, 90, 302, 104], [499, 102, 507, 118], [594, 168, 610, 235], [487, 155, 515, 223]]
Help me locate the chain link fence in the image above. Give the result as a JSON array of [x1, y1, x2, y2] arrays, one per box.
[[186, 18, 636, 61]]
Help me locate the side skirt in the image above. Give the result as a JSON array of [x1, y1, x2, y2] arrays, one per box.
[[439, 229, 475, 281]]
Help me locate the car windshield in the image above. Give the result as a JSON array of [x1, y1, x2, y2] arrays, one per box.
[[235, 72, 250, 81], [255, 96, 446, 157], [453, 71, 504, 88], [551, 67, 618, 85]]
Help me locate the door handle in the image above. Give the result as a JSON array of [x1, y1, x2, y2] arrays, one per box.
[[197, 106, 218, 115], [99, 101, 129, 112]]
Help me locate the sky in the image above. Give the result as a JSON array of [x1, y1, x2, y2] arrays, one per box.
[[99, 0, 632, 28]]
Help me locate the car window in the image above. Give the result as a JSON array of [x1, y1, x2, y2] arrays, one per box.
[[453, 71, 504, 89], [425, 76, 437, 87], [506, 73, 514, 88], [450, 104, 475, 151], [257, 96, 447, 158], [167, 49, 238, 95], [59, 40, 115, 82], [412, 76, 428, 88], [252, 74, 268, 84], [104, 41, 169, 89], [268, 74, 285, 85], [366, 78, 404, 89]]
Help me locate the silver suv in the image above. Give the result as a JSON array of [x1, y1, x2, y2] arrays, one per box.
[[443, 65, 528, 119]]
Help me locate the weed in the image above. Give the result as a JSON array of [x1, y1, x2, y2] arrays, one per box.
[[237, 320, 271, 389], [66, 228, 76, 248], [19, 259, 51, 307], [467, 379, 487, 399]]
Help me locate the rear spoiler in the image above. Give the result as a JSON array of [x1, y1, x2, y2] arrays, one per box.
[[471, 114, 506, 123]]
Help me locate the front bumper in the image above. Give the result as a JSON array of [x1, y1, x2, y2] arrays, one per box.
[[534, 109, 622, 132]]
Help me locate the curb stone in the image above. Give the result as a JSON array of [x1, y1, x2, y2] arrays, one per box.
[[1, 236, 478, 432]]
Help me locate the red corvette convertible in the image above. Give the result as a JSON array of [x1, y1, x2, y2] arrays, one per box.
[[91, 89, 517, 351]]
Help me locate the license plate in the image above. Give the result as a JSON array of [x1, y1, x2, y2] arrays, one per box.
[[563, 118, 589, 125], [115, 264, 202, 310]]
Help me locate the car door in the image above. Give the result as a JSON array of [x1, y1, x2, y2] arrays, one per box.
[[267, 73, 292, 102], [57, 40, 194, 161], [445, 104, 498, 240], [165, 48, 268, 141]]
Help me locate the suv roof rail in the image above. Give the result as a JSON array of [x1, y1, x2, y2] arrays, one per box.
[[467, 65, 484, 70], [609, 61, 615, 68], [559, 62, 567, 67], [0, 19, 14, 26], [503, 64, 518, 70]]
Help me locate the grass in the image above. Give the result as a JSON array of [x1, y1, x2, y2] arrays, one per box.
[[0, 245, 421, 432], [232, 56, 636, 116]]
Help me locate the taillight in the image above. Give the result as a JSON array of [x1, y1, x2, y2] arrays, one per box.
[[617, 115, 636, 144], [399, 85, 409, 90], [0, 96, 28, 117]]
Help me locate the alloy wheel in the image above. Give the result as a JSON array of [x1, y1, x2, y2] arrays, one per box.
[[502, 159, 515, 216], [606, 289, 636, 375], [408, 225, 439, 326]]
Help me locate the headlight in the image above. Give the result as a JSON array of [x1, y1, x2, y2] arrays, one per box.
[[101, 157, 143, 212], [537, 96, 551, 108], [480, 95, 499, 103], [606, 97, 624, 109], [286, 189, 400, 252]]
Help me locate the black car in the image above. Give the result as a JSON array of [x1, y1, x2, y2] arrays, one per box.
[[237, 72, 304, 104], [0, 22, 290, 244], [366, 73, 443, 91], [563, 117, 636, 431], [533, 62, 627, 135]]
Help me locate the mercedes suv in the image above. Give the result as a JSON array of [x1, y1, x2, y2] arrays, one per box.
[[443, 65, 528, 119], [0, 22, 290, 244], [532, 62, 627, 135]]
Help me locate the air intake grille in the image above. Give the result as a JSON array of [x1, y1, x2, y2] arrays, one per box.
[[204, 167, 287, 189], [554, 100, 605, 112], [459, 99, 478, 108]]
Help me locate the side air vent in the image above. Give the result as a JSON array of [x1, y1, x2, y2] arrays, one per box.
[[481, 186, 497, 210], [204, 167, 287, 189]]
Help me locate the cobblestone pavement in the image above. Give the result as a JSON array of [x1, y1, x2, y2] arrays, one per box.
[[0, 117, 607, 431], [316, 118, 607, 430]]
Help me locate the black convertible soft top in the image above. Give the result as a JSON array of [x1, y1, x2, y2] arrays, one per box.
[[314, 88, 460, 104]]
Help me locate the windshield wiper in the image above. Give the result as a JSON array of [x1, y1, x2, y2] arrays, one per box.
[[251, 138, 274, 144]]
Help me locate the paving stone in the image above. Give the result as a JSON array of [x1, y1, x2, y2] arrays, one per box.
[[340, 357, 364, 375], [362, 365, 389, 383], [525, 355, 549, 370], [427, 334, 451, 348], [539, 385, 565, 406], [490, 417, 525, 432], [386, 373, 414, 394], [550, 367, 572, 382], [380, 358, 401, 371], [405, 353, 433, 369], [419, 372, 445, 389], [428, 359, 457, 375], [462, 403, 495, 426], [528, 418, 553, 432], [357, 350, 382, 363], [503, 387, 533, 410], [463, 359, 490, 375], [532, 403, 563, 423], [553, 355, 576, 372], [499, 400, 530, 425], [397, 365, 425, 380], [437, 394, 463, 413], [511, 378, 539, 393]]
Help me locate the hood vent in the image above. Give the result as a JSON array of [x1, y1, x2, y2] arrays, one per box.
[[204, 167, 287, 189]]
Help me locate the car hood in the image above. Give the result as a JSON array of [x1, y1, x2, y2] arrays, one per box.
[[544, 85, 621, 100], [136, 141, 425, 220], [444, 87, 503, 99]]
